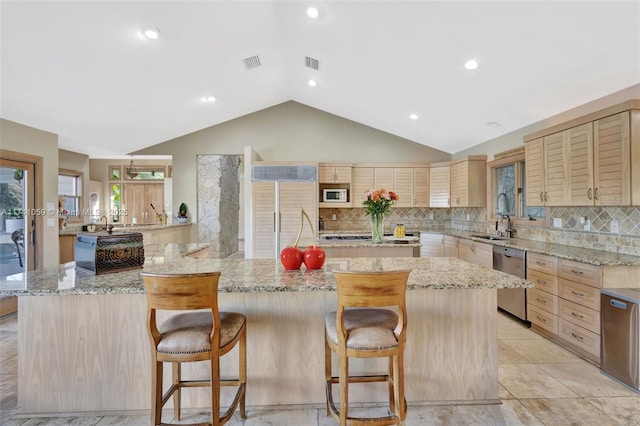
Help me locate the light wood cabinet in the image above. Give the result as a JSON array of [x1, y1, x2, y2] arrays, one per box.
[[352, 166, 418, 207], [392, 168, 414, 207], [413, 167, 429, 207], [351, 167, 374, 205], [567, 113, 631, 206], [318, 165, 351, 183], [525, 104, 640, 208], [450, 156, 487, 207], [429, 164, 450, 208], [444, 235, 458, 257], [122, 183, 164, 224], [59, 235, 75, 264], [252, 181, 317, 258], [458, 238, 492, 268], [420, 234, 459, 257]]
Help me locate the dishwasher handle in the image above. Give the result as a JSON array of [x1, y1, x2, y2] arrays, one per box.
[[610, 299, 627, 310]]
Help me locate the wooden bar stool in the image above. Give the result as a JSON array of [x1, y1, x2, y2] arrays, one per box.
[[141, 271, 246, 426], [325, 269, 411, 425]]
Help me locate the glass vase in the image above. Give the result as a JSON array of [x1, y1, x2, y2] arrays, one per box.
[[371, 213, 384, 243]]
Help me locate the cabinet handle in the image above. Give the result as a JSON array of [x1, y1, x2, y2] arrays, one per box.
[[544, 192, 548, 201], [571, 290, 585, 297], [471, 244, 476, 253], [540, 192, 544, 201], [570, 269, 584, 275], [594, 188, 598, 201], [536, 298, 546, 304], [570, 332, 584, 341], [571, 312, 584, 319], [536, 279, 546, 285], [536, 261, 546, 266], [536, 315, 547, 323], [587, 188, 593, 200], [273, 212, 276, 232]]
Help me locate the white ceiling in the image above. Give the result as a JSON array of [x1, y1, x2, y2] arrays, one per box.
[[1, 1, 639, 157]]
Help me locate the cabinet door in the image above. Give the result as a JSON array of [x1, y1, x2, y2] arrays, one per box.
[[252, 182, 276, 258], [420, 234, 444, 257], [374, 167, 394, 190], [443, 236, 458, 257], [593, 111, 631, 206], [543, 131, 568, 206], [567, 123, 594, 206], [146, 183, 164, 224], [413, 167, 429, 207], [278, 182, 317, 249], [122, 184, 146, 224], [525, 137, 545, 206], [393, 168, 414, 207], [334, 166, 352, 183], [429, 166, 450, 208], [318, 166, 335, 183], [450, 161, 465, 207], [352, 167, 374, 203]]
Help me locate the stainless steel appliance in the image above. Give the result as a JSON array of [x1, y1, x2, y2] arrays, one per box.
[[493, 245, 528, 322], [601, 288, 640, 392], [322, 188, 348, 203]]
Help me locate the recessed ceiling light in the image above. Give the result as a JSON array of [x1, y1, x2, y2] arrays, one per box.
[[308, 80, 317, 87], [307, 7, 319, 18], [202, 96, 216, 103], [486, 121, 501, 127], [464, 59, 478, 70], [409, 114, 418, 120], [140, 28, 160, 40]]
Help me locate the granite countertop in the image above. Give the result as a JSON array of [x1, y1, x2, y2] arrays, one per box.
[[318, 236, 421, 248], [0, 243, 530, 296], [424, 230, 640, 267], [59, 222, 191, 236]]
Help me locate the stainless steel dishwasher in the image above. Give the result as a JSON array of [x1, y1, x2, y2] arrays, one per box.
[[601, 288, 640, 392], [493, 245, 528, 322]]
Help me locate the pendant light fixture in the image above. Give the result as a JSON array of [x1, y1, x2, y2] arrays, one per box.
[[126, 158, 139, 179]]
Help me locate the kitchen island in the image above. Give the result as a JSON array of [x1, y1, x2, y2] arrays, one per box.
[[1, 244, 531, 416]]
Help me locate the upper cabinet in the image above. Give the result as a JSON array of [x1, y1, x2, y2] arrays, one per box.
[[318, 165, 352, 183], [413, 167, 430, 207], [429, 164, 450, 208], [352, 165, 421, 208], [450, 156, 487, 207], [526, 107, 637, 207]]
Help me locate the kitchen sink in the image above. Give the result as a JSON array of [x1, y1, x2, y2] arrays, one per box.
[[471, 234, 509, 241]]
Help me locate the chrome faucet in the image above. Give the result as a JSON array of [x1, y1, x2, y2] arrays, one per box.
[[100, 215, 113, 234], [500, 213, 513, 239]]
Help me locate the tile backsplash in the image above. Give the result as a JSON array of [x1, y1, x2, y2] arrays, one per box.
[[321, 205, 640, 256]]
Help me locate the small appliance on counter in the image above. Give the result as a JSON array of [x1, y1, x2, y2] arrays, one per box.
[[75, 232, 144, 274], [601, 288, 640, 392]]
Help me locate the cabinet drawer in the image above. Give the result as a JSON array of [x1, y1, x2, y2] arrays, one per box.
[[558, 299, 600, 334], [527, 252, 558, 275], [558, 280, 600, 311], [558, 318, 600, 358], [527, 269, 558, 295], [558, 259, 601, 288], [528, 304, 558, 334], [528, 288, 558, 315]]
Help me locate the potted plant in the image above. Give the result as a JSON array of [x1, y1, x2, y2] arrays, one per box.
[[176, 202, 189, 223]]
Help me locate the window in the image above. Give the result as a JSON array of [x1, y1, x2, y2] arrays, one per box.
[[58, 169, 83, 220], [488, 150, 546, 225]]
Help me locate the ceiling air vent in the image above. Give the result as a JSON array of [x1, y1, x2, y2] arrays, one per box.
[[305, 56, 320, 71], [242, 55, 261, 70]]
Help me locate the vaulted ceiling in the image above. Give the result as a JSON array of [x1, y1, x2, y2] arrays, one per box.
[[1, 1, 639, 157]]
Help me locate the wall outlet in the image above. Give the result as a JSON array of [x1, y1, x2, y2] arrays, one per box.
[[610, 219, 620, 234], [466, 214, 470, 221], [553, 218, 562, 228], [429, 212, 434, 220], [583, 219, 591, 231]]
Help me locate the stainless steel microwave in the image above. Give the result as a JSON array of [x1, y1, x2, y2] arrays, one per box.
[[323, 188, 348, 202]]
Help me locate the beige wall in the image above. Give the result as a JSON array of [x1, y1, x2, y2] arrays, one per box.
[[135, 101, 451, 237], [454, 83, 640, 160], [1, 119, 59, 268]]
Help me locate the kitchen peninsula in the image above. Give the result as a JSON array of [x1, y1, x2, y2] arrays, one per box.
[[0, 243, 531, 416]]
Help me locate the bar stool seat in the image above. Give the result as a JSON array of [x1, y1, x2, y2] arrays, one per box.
[[142, 271, 246, 426], [325, 269, 411, 426]]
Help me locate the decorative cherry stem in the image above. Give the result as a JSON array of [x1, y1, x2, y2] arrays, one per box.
[[292, 207, 317, 247]]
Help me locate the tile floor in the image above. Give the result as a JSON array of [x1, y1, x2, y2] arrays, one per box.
[[1, 312, 639, 425]]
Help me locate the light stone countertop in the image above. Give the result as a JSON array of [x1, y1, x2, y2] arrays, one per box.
[[436, 231, 640, 267], [59, 222, 192, 236], [0, 243, 530, 296]]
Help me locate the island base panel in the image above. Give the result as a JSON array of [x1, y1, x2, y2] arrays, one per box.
[[18, 289, 497, 414]]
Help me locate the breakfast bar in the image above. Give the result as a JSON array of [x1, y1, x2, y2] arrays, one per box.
[[0, 243, 531, 416]]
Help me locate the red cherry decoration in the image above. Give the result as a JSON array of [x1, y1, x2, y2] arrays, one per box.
[[303, 245, 326, 270], [280, 246, 303, 270]]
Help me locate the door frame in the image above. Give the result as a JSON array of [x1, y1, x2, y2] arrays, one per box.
[[0, 149, 44, 270]]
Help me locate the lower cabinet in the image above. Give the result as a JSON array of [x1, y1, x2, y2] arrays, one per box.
[[458, 238, 492, 268], [527, 252, 602, 363], [322, 246, 417, 258], [420, 234, 459, 257], [59, 235, 75, 264]]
